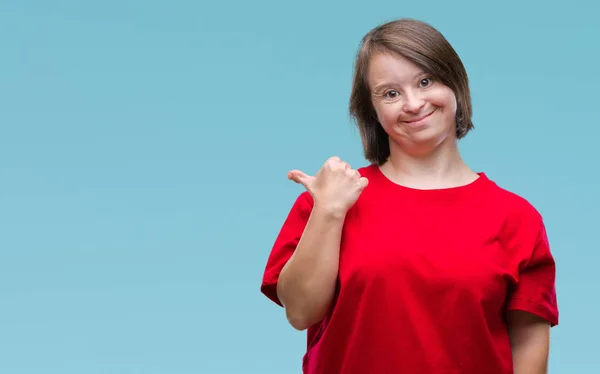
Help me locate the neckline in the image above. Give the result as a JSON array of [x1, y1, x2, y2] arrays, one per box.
[[367, 164, 491, 203]]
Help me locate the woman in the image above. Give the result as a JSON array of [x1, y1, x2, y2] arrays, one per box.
[[260, 19, 558, 374]]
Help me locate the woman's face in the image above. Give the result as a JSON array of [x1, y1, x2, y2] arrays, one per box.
[[368, 52, 458, 155]]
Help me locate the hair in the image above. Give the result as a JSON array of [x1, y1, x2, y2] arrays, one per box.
[[349, 19, 474, 165]]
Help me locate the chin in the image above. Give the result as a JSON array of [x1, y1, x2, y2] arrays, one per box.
[[392, 128, 453, 155]]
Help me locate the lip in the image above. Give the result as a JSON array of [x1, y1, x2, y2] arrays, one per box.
[[403, 110, 435, 125]]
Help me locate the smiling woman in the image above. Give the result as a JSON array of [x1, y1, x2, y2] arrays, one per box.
[[350, 20, 473, 164], [367, 52, 460, 155], [260, 18, 558, 374]]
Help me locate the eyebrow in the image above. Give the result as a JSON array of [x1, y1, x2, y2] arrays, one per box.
[[413, 71, 427, 80], [372, 71, 427, 92]]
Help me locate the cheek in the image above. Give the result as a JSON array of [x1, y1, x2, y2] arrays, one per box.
[[431, 89, 458, 117], [374, 104, 401, 128]]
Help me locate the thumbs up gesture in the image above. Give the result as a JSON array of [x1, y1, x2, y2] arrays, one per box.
[[288, 157, 369, 216]]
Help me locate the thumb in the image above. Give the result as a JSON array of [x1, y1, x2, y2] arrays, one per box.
[[287, 170, 315, 190]]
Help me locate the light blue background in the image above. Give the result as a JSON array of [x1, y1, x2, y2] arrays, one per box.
[[1, 1, 597, 373]]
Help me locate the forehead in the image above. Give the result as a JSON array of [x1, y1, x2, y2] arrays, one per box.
[[367, 52, 425, 87]]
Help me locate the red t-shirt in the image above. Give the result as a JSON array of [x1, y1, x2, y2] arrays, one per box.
[[261, 164, 559, 374]]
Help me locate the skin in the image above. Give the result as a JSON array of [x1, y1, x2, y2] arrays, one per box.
[[282, 51, 551, 371], [367, 52, 478, 189], [508, 311, 552, 373]]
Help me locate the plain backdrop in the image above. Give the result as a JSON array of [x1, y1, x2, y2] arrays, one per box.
[[1, 0, 598, 373]]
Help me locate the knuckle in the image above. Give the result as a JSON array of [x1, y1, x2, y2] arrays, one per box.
[[325, 157, 338, 167], [326, 158, 347, 171]]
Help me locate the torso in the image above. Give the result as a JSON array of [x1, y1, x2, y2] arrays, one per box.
[[300, 164, 548, 374]]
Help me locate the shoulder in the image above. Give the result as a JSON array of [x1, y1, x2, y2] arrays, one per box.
[[483, 175, 545, 239], [356, 163, 382, 187], [288, 191, 313, 217], [487, 177, 542, 219], [357, 163, 378, 177]]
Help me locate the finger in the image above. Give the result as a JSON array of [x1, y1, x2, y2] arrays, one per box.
[[325, 156, 348, 170], [357, 177, 369, 190], [325, 157, 340, 169], [288, 170, 315, 189], [346, 168, 360, 178]]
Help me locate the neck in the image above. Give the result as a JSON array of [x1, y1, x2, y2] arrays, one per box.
[[381, 137, 477, 189]]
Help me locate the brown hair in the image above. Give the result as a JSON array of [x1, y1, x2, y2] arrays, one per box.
[[349, 19, 474, 165]]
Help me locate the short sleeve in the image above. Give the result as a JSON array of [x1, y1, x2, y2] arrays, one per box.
[[507, 220, 559, 326], [260, 192, 313, 306]]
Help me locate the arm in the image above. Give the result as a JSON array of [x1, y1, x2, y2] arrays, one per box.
[[507, 310, 551, 374], [504, 213, 558, 373], [264, 157, 368, 331], [277, 206, 344, 331]]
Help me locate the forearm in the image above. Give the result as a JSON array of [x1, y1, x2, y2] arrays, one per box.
[[512, 343, 549, 374], [508, 311, 551, 374], [277, 206, 345, 330]]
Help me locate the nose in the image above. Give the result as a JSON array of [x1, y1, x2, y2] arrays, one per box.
[[402, 90, 425, 113]]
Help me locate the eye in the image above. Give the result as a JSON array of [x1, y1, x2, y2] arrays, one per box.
[[384, 90, 400, 99], [419, 77, 433, 88]]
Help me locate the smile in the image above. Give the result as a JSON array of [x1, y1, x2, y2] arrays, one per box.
[[403, 110, 435, 124]]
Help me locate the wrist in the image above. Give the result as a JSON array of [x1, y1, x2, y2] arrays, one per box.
[[312, 203, 348, 221]]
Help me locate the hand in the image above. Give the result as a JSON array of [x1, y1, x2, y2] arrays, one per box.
[[288, 156, 369, 216]]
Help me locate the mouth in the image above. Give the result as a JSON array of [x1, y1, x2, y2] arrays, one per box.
[[403, 109, 436, 124]]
